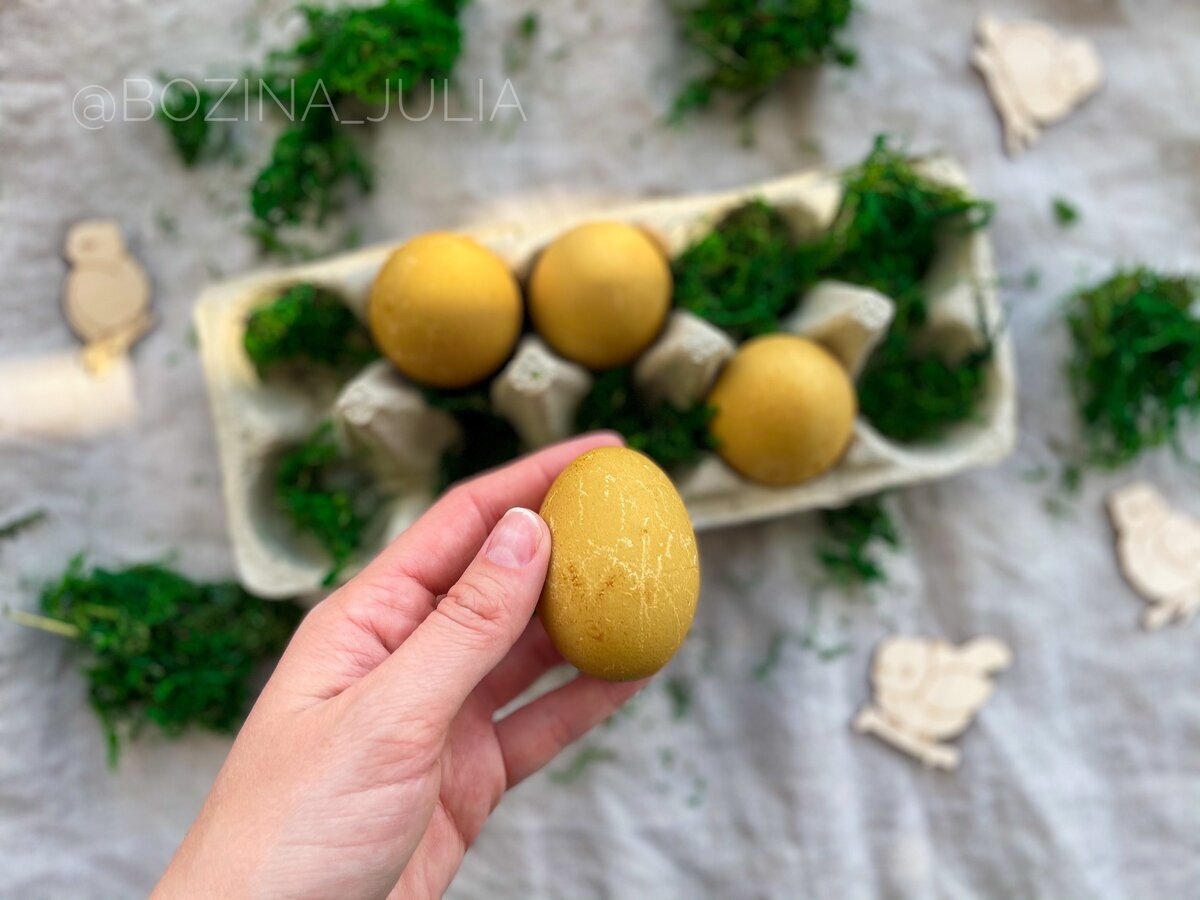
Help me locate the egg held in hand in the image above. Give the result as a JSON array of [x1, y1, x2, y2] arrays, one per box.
[[368, 232, 522, 389], [529, 222, 672, 370], [707, 334, 856, 486], [538, 446, 700, 681]]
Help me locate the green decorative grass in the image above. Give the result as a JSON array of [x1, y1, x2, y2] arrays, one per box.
[[275, 422, 378, 583], [18, 559, 302, 765], [672, 200, 801, 341], [675, 137, 995, 445], [243, 283, 377, 379], [161, 0, 467, 252], [817, 495, 900, 587], [1066, 268, 1200, 470], [425, 387, 523, 488], [671, 0, 856, 119], [575, 368, 717, 470]]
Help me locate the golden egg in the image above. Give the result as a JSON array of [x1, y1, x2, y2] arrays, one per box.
[[529, 222, 672, 370], [539, 447, 700, 682], [707, 334, 856, 486], [368, 233, 522, 389]]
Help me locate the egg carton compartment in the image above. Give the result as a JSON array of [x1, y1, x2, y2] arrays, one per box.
[[195, 163, 1015, 598]]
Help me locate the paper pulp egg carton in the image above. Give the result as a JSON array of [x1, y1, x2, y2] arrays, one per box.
[[195, 161, 1016, 597]]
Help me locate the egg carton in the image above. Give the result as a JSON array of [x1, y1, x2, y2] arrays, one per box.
[[195, 161, 1015, 598]]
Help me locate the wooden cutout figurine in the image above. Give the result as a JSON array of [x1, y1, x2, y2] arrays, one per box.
[[972, 14, 1103, 156], [854, 636, 1012, 770], [62, 219, 152, 374], [1108, 482, 1200, 631]]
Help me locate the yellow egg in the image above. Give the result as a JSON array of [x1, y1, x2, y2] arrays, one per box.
[[529, 222, 672, 370], [707, 334, 856, 486], [368, 233, 522, 389], [539, 447, 700, 681]]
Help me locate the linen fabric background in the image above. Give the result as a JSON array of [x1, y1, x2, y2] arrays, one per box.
[[1, 0, 1197, 896]]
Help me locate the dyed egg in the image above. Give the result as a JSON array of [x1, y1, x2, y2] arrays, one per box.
[[707, 334, 856, 486], [539, 447, 700, 681], [529, 222, 671, 370], [368, 233, 522, 389]]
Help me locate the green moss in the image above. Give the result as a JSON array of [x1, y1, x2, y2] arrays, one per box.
[[0, 509, 47, 542], [663, 676, 693, 719], [1066, 268, 1200, 470], [752, 630, 787, 681], [243, 283, 377, 378], [249, 112, 373, 235], [425, 387, 523, 488], [817, 495, 900, 587], [671, 0, 856, 119], [505, 11, 540, 72], [261, 0, 465, 107], [275, 422, 378, 583], [574, 368, 716, 470], [802, 137, 994, 443], [1052, 196, 1080, 228], [549, 745, 617, 784], [161, 0, 467, 252], [857, 342, 991, 444], [517, 10, 539, 38], [674, 137, 995, 446], [157, 78, 233, 166], [672, 200, 800, 341], [24, 558, 302, 765]]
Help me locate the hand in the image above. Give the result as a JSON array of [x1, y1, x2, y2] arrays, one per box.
[[154, 433, 646, 899]]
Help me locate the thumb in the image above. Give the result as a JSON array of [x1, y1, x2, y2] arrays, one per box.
[[357, 507, 551, 730]]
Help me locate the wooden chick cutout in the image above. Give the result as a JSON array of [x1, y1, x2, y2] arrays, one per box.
[[854, 636, 1012, 770], [63, 219, 153, 374], [972, 14, 1103, 156], [1108, 482, 1200, 631]]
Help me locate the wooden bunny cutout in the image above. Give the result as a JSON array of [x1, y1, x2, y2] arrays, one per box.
[[854, 636, 1012, 770], [63, 219, 153, 373], [1109, 482, 1200, 631], [972, 14, 1103, 156]]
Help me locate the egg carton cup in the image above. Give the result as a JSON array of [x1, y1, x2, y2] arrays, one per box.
[[195, 161, 1016, 598]]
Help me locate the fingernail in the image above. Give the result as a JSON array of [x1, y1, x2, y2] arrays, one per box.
[[486, 508, 542, 569]]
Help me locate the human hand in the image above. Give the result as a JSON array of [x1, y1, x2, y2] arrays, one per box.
[[154, 433, 646, 899]]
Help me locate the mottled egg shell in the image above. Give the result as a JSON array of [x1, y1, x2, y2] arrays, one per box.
[[538, 446, 700, 681], [707, 334, 856, 486], [369, 232, 522, 389], [529, 222, 672, 370]]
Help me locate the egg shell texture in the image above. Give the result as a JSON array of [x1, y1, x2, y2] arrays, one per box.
[[368, 232, 522, 389], [538, 447, 700, 681], [708, 334, 857, 486], [529, 222, 672, 370]]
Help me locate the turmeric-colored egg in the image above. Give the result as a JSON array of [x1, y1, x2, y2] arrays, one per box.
[[368, 233, 522, 389], [707, 334, 856, 486], [529, 222, 672, 370], [538, 447, 699, 682]]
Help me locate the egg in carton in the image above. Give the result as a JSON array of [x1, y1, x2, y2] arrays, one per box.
[[195, 163, 1015, 598]]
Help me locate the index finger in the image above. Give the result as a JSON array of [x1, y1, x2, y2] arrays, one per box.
[[359, 431, 623, 597]]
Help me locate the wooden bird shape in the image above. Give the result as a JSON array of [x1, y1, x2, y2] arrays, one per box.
[[972, 14, 1103, 156], [63, 219, 152, 371], [1109, 482, 1200, 630], [854, 636, 1012, 770]]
